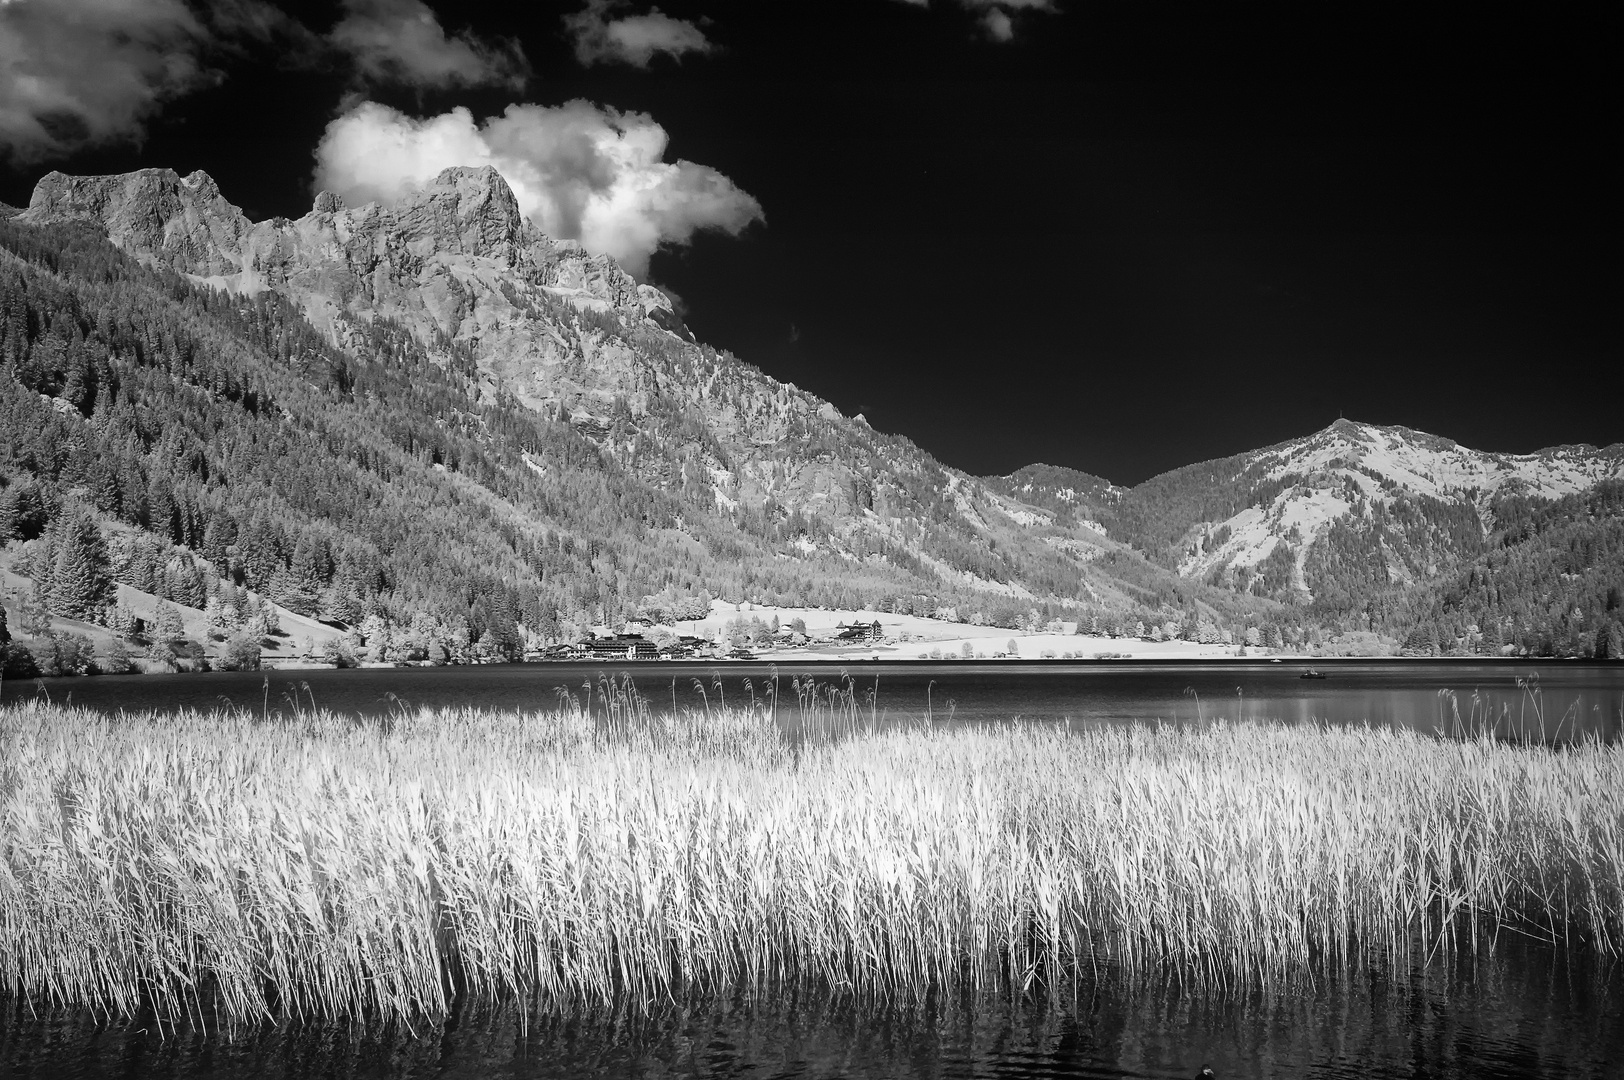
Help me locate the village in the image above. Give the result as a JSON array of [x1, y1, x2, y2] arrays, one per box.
[[546, 617, 885, 662], [526, 602, 1275, 664]]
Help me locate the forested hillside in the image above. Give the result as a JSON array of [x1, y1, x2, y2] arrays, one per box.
[[1390, 483, 1624, 657], [0, 220, 964, 656], [980, 464, 1118, 529]]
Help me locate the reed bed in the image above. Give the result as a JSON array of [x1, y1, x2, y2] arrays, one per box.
[[1, 688, 1621, 1030]]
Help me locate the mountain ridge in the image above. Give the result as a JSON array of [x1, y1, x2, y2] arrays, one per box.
[[4, 166, 1622, 658], [12, 167, 1244, 646]]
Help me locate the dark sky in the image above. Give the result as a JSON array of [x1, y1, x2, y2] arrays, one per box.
[[2, 1, 1618, 485]]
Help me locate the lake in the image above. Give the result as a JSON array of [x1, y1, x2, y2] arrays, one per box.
[[3, 942, 1619, 1078], [5, 659, 1622, 741], [2, 660, 1622, 1079]]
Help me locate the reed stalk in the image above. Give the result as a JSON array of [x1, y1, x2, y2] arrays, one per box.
[[1, 694, 1619, 1029]]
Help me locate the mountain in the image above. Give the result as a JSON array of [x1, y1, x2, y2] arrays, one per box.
[[981, 463, 1120, 532], [3, 166, 1619, 662], [1063, 418, 1624, 653], [19, 166, 684, 417], [5, 166, 1265, 663]]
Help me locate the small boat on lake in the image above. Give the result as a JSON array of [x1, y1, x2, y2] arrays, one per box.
[[1299, 669, 1327, 680]]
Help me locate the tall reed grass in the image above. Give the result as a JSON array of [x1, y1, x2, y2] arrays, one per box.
[[1, 685, 1620, 1029]]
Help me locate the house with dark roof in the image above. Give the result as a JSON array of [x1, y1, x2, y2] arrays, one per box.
[[834, 620, 883, 643]]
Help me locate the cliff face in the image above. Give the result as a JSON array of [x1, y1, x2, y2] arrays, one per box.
[[26, 169, 252, 277], [23, 166, 673, 417]]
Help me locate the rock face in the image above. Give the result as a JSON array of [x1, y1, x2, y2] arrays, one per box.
[[23, 166, 673, 417], [26, 169, 251, 277]]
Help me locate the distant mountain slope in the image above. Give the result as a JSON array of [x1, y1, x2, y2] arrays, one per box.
[[1392, 481, 1624, 656], [980, 463, 1119, 530], [1043, 418, 1623, 652]]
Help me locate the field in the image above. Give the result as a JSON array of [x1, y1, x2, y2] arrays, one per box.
[[1, 684, 1620, 1029]]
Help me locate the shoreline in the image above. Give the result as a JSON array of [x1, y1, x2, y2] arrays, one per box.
[[8, 651, 1615, 681]]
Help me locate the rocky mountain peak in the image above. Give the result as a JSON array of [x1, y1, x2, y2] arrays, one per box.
[[17, 166, 658, 352], [369, 165, 529, 260], [21, 168, 250, 277]]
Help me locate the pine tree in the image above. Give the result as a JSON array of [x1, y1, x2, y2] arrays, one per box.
[[147, 474, 176, 544], [47, 509, 115, 620], [153, 599, 185, 640], [281, 534, 325, 616], [1597, 620, 1624, 660]]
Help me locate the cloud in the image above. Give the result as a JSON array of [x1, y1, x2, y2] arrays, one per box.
[[0, 0, 216, 161], [313, 101, 763, 277], [329, 0, 528, 89], [891, 0, 1055, 41], [564, 1, 713, 68]]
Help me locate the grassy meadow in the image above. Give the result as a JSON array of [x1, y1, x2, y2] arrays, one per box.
[[1, 681, 1620, 1028]]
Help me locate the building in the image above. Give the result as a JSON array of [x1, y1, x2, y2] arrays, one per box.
[[835, 620, 883, 643], [580, 634, 660, 660], [661, 635, 715, 660]]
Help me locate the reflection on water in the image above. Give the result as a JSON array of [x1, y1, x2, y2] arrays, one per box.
[[4, 940, 1619, 1079], [4, 661, 1622, 741]]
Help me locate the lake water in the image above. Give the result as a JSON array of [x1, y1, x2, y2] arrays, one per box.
[[5, 659, 1622, 741], [3, 941, 1619, 1079], [3, 660, 1622, 1078]]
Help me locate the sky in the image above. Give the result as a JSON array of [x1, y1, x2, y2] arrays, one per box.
[[1, 0, 1617, 485]]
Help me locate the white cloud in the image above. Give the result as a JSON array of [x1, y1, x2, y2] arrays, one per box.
[[313, 101, 763, 277], [0, 0, 213, 161], [980, 8, 1013, 41], [564, 1, 713, 68], [329, 0, 528, 89]]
